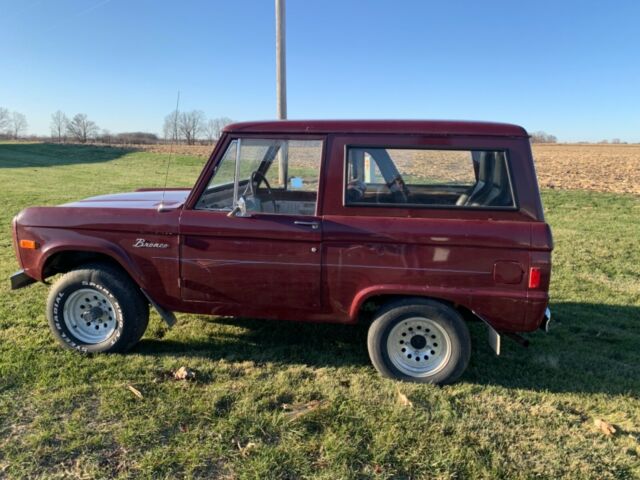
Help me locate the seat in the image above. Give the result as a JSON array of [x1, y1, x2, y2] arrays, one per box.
[[462, 153, 512, 207], [456, 153, 495, 206], [481, 155, 512, 206]]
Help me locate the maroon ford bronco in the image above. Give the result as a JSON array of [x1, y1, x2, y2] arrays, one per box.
[[10, 120, 552, 384]]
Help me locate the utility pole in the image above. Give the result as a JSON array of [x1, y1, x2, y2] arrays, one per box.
[[275, 0, 288, 185], [275, 0, 287, 120]]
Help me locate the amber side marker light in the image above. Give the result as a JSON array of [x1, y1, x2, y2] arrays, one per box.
[[528, 267, 541, 289], [19, 239, 39, 250]]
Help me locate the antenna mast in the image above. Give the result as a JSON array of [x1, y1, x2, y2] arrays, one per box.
[[158, 91, 180, 212]]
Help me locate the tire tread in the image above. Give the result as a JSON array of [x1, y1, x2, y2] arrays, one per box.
[[46, 262, 149, 353]]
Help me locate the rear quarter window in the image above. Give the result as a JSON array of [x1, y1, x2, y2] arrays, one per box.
[[345, 147, 516, 209]]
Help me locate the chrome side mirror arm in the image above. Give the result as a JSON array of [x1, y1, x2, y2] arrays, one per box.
[[227, 196, 251, 218]]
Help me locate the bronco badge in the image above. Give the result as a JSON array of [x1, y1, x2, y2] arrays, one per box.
[[133, 238, 169, 249]]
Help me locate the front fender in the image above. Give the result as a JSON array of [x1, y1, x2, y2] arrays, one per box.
[[21, 226, 146, 289]]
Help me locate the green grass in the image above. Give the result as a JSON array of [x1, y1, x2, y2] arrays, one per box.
[[0, 143, 639, 479]]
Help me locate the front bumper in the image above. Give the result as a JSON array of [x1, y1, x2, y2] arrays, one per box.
[[10, 270, 37, 290]]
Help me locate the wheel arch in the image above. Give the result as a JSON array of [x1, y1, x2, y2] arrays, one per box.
[[40, 247, 145, 290], [350, 286, 479, 325]]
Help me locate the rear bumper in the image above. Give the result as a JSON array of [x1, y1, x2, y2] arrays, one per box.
[[10, 270, 37, 290]]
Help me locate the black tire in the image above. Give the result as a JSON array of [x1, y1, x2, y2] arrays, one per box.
[[46, 263, 149, 353], [367, 298, 471, 384]]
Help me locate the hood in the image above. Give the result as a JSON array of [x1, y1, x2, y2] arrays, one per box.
[[16, 189, 190, 232], [61, 189, 191, 210]]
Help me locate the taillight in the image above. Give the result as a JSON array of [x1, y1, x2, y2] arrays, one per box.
[[528, 267, 541, 289]]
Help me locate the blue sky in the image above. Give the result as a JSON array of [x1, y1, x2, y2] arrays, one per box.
[[2, 0, 639, 141]]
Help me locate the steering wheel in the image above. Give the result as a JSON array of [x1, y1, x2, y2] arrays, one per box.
[[248, 171, 277, 212], [383, 175, 409, 204]]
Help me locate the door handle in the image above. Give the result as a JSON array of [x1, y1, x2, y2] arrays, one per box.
[[294, 220, 319, 230]]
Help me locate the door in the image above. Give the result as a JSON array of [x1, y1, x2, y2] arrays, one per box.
[[179, 137, 324, 312]]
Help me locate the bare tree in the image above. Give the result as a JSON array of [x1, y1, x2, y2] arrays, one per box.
[[66, 113, 99, 143], [50, 111, 68, 143], [204, 117, 233, 144], [10, 112, 28, 139], [163, 111, 179, 143], [178, 110, 205, 145], [99, 129, 113, 145], [204, 119, 217, 144], [0, 107, 9, 134]]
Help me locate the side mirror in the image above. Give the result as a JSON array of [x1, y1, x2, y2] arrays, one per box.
[[227, 196, 251, 218]]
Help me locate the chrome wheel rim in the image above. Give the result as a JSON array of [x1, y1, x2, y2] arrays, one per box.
[[63, 288, 117, 344], [386, 317, 452, 378]]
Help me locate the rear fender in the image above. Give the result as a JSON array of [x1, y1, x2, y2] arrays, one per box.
[[349, 284, 472, 322]]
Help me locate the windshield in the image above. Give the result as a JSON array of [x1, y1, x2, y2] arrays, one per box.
[[207, 140, 238, 189]]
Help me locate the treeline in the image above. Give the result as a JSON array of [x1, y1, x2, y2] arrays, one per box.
[[529, 131, 631, 144], [530, 131, 632, 144], [1, 108, 634, 146], [50, 110, 232, 145], [1, 108, 156, 144], [530, 131, 557, 143], [50, 111, 163, 144], [595, 138, 628, 144]]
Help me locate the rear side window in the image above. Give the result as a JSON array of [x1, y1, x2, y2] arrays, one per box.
[[345, 147, 515, 208]]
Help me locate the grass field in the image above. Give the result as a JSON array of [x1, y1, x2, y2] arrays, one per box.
[[0, 143, 639, 479]]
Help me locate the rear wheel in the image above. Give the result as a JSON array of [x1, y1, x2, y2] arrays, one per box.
[[46, 263, 149, 353], [367, 298, 471, 384]]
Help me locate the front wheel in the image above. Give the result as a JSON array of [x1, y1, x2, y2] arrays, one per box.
[[367, 299, 471, 384], [46, 263, 149, 353]]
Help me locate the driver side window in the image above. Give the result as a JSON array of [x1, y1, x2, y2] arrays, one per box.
[[196, 138, 323, 216]]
